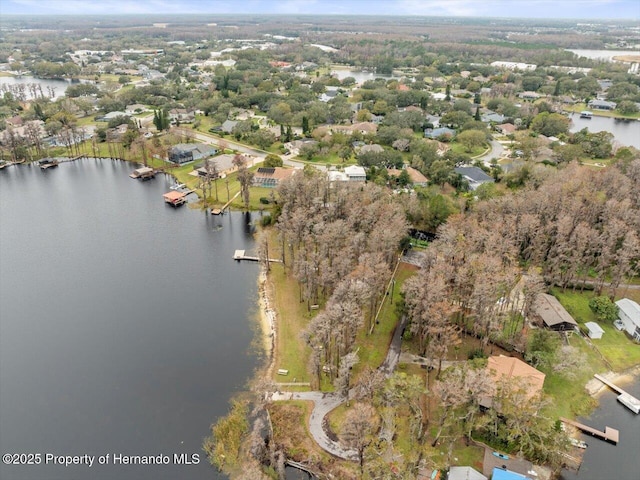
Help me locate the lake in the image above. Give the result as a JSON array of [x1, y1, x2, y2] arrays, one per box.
[[0, 75, 73, 100], [560, 379, 640, 480], [566, 49, 640, 62], [330, 67, 399, 84], [569, 114, 640, 149], [0, 159, 262, 480]]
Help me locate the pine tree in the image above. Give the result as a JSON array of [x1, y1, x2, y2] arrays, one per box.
[[474, 106, 481, 121]]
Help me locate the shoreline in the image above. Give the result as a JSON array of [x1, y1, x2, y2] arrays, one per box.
[[256, 268, 277, 380], [585, 364, 640, 398]]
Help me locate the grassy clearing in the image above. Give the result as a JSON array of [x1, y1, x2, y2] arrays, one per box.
[[267, 400, 357, 478], [267, 264, 313, 384], [351, 263, 419, 381], [547, 287, 640, 394], [449, 142, 487, 157]]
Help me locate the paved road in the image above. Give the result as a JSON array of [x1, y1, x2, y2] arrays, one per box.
[[476, 138, 505, 164]]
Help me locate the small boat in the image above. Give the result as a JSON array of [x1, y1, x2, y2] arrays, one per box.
[[580, 111, 593, 119], [170, 183, 186, 190], [570, 438, 588, 449], [492, 451, 509, 460]]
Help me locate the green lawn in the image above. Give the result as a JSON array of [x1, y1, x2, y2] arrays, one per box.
[[351, 263, 418, 381], [449, 141, 487, 157], [267, 264, 313, 385], [551, 287, 640, 371]]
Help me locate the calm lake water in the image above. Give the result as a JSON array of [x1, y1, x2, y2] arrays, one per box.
[[330, 68, 398, 84], [560, 380, 640, 480], [0, 159, 262, 480], [566, 49, 640, 61], [569, 114, 640, 149], [0, 75, 72, 100]]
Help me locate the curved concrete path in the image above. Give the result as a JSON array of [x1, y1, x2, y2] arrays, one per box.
[[270, 390, 358, 460], [270, 315, 408, 460]]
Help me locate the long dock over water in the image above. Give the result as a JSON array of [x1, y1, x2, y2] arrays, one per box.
[[211, 191, 241, 215], [560, 417, 619, 444], [233, 250, 281, 263], [594, 374, 640, 414]]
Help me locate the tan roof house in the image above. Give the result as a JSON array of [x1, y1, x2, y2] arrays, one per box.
[[533, 293, 578, 332], [487, 355, 546, 400], [480, 355, 546, 409]]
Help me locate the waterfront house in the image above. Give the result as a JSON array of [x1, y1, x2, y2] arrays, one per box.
[[533, 293, 578, 332], [169, 143, 217, 165], [484, 355, 545, 405], [615, 298, 640, 340], [588, 99, 617, 110], [253, 167, 297, 187]]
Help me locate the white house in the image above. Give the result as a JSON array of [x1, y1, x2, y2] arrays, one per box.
[[615, 298, 640, 340], [344, 165, 366, 182], [585, 322, 604, 339]]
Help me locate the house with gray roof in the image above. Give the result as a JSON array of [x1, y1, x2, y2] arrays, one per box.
[[424, 127, 456, 139], [221, 120, 239, 133], [169, 143, 218, 165], [448, 466, 488, 480], [615, 298, 640, 340], [454, 166, 494, 190], [588, 99, 617, 110]]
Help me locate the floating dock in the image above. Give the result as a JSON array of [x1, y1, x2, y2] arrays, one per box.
[[560, 417, 619, 445], [594, 374, 640, 414]]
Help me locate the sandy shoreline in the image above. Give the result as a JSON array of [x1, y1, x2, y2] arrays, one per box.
[[257, 268, 277, 379], [585, 364, 640, 397], [612, 54, 640, 63]]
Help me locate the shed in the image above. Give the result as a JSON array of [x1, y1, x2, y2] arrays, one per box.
[[533, 293, 578, 332], [585, 322, 604, 339], [448, 466, 488, 480]]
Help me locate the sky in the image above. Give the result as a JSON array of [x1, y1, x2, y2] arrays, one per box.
[[1, 0, 639, 19]]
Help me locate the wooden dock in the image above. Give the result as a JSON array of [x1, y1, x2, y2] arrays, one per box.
[[211, 191, 241, 215], [594, 374, 640, 414], [233, 250, 281, 263], [560, 417, 619, 444]]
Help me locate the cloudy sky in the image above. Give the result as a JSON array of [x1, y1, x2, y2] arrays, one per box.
[[1, 0, 638, 19]]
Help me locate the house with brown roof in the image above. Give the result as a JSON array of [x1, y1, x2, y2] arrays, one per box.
[[496, 123, 516, 135], [387, 166, 428, 186], [533, 293, 578, 332], [486, 355, 546, 400], [253, 167, 297, 188]]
